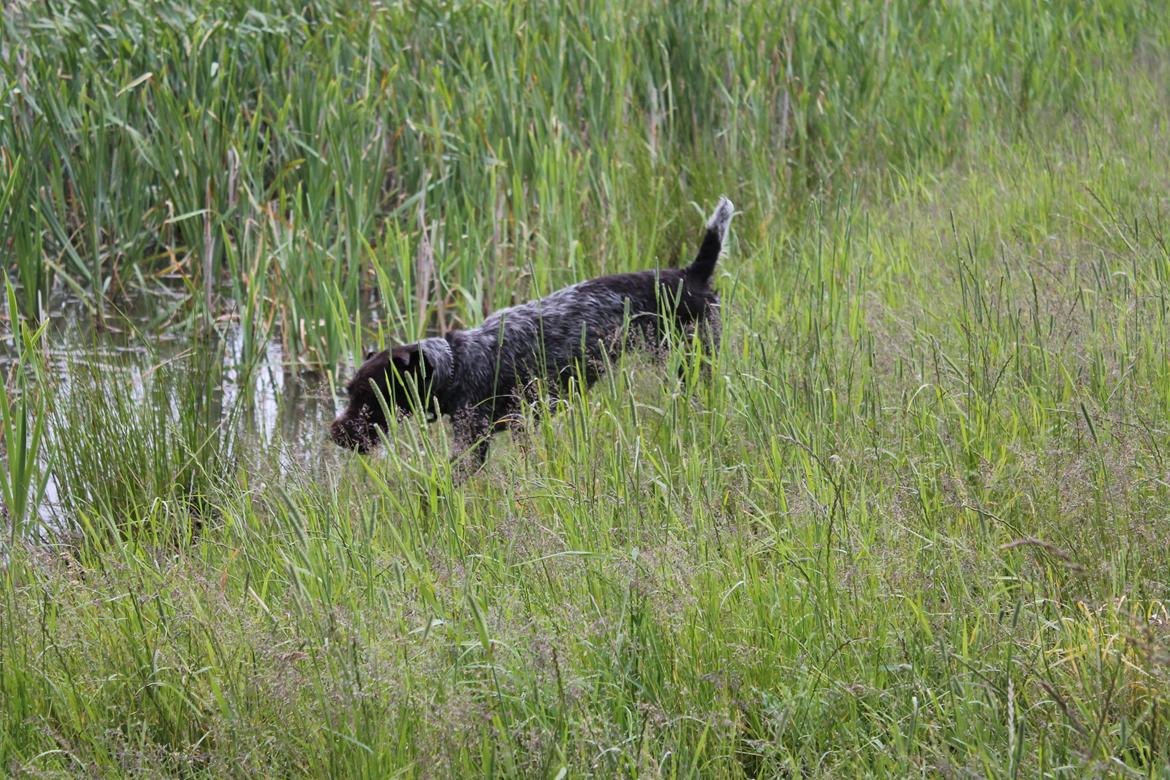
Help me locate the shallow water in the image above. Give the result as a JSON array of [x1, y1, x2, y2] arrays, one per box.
[[1, 294, 342, 527]]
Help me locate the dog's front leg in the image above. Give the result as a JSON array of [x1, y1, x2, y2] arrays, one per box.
[[450, 408, 493, 483], [693, 311, 722, 384]]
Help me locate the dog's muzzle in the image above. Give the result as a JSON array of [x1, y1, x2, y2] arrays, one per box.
[[330, 417, 374, 453]]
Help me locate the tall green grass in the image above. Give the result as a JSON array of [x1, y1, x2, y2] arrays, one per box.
[[0, 277, 49, 542], [3, 0, 1170, 777], [2, 155, 51, 541], [3, 0, 1166, 363], [46, 345, 242, 539]]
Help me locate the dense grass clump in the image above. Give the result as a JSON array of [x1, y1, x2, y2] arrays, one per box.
[[2, 0, 1170, 776], [47, 345, 241, 536]]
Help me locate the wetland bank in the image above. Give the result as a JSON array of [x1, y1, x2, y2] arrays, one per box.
[[3, 1, 1170, 776]]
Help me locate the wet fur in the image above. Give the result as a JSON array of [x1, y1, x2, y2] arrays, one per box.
[[331, 197, 735, 475]]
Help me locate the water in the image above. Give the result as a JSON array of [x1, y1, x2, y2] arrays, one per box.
[[1, 294, 342, 527]]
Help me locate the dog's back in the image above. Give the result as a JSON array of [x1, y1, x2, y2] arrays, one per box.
[[442, 197, 735, 413]]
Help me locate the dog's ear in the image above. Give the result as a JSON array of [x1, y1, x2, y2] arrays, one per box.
[[391, 344, 422, 374]]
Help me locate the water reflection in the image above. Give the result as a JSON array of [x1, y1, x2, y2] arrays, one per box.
[[1, 296, 341, 526]]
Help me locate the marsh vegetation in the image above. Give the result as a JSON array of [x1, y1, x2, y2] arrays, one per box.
[[2, 1, 1170, 775]]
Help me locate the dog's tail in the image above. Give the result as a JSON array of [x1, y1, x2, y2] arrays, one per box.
[[685, 196, 735, 284]]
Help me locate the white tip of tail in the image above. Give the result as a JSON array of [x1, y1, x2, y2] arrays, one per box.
[[706, 196, 735, 242]]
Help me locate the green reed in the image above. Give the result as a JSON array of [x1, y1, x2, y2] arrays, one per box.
[[0, 277, 50, 542]]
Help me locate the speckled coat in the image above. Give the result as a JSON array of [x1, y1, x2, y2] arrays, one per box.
[[332, 197, 735, 474]]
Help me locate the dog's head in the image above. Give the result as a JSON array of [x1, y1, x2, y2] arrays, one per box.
[[330, 339, 452, 452]]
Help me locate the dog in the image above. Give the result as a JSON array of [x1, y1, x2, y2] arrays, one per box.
[[331, 196, 735, 473]]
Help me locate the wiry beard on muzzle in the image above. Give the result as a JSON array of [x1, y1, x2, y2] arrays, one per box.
[[330, 417, 372, 452], [330, 406, 381, 452]]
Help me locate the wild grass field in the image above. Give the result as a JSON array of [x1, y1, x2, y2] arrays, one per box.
[[3, 0, 1170, 776]]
